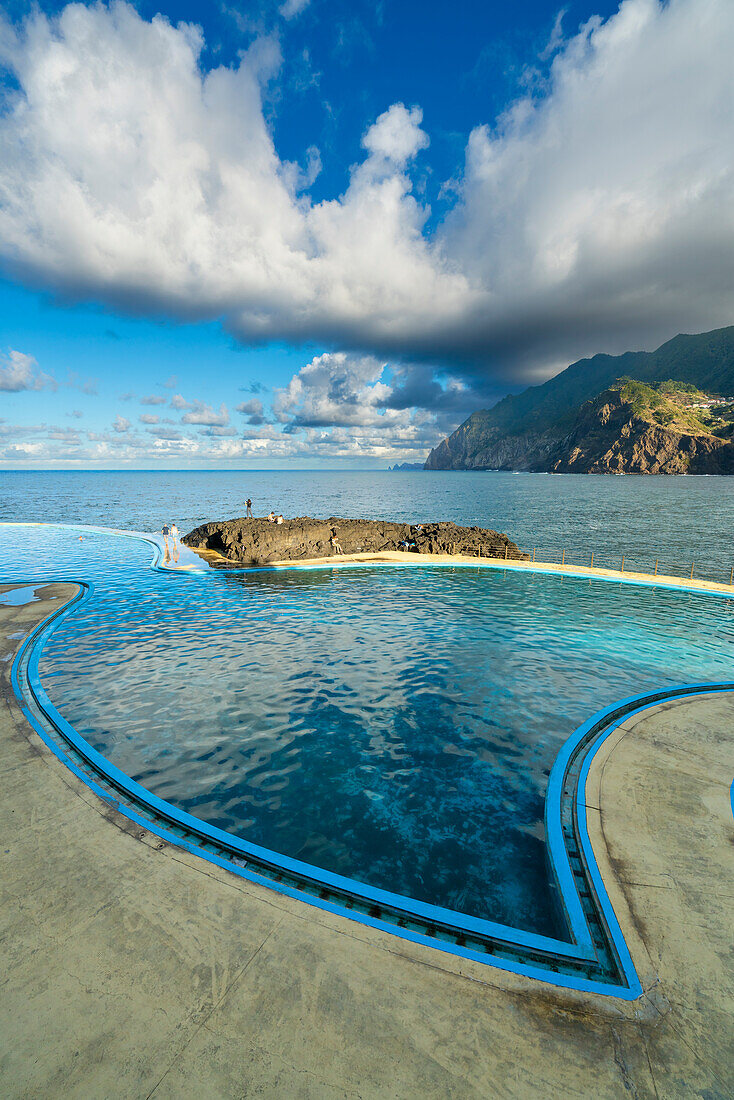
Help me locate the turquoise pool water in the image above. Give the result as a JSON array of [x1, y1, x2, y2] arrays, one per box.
[[3, 523, 733, 938]]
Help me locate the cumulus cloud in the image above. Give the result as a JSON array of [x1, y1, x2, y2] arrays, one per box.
[[280, 0, 312, 22], [0, 349, 56, 391], [0, 3, 469, 357], [173, 397, 230, 426], [361, 105, 429, 164], [112, 415, 130, 432], [268, 350, 474, 457], [442, 0, 734, 375], [0, 0, 732, 387], [236, 397, 266, 425], [199, 424, 238, 437], [139, 413, 159, 424], [140, 394, 167, 406], [274, 352, 396, 428], [146, 425, 183, 439]]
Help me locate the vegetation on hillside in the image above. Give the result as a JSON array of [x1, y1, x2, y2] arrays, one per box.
[[609, 378, 734, 436]]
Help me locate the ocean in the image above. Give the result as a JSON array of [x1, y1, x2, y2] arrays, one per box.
[[2, 468, 734, 582]]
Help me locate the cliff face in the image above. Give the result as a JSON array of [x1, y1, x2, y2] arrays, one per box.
[[183, 517, 527, 564], [425, 418, 561, 471], [548, 390, 734, 474], [425, 325, 734, 473]]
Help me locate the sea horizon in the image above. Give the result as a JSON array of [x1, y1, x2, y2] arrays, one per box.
[[4, 467, 734, 585]]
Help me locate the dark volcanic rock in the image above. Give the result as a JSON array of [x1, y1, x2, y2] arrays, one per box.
[[183, 516, 527, 564]]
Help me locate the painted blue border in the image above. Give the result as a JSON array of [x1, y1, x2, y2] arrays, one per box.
[[5, 522, 734, 999]]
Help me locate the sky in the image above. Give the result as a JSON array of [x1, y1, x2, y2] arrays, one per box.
[[0, 0, 733, 469]]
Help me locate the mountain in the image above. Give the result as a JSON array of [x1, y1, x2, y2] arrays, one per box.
[[425, 326, 734, 472], [546, 380, 734, 474], [388, 462, 425, 471]]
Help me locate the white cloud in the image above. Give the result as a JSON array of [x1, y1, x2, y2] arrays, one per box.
[[279, 0, 311, 21], [112, 415, 130, 432], [146, 425, 183, 439], [199, 424, 238, 437], [236, 397, 266, 425], [443, 0, 734, 373], [177, 398, 230, 427], [0, 349, 56, 391], [0, 0, 732, 383], [64, 371, 98, 395], [139, 413, 159, 424], [361, 105, 429, 164], [540, 8, 567, 61], [236, 397, 264, 416], [0, 3, 469, 357], [274, 352, 398, 428], [140, 394, 167, 406]]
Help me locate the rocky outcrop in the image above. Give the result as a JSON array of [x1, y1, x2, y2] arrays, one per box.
[[183, 517, 527, 564]]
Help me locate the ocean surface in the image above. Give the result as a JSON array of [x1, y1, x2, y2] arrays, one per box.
[[3, 468, 734, 581], [3, 523, 733, 939]]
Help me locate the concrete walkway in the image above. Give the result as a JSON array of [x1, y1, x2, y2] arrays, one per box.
[[191, 544, 734, 598], [1, 585, 732, 1098]]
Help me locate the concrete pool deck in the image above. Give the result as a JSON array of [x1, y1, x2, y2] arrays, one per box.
[[1, 584, 732, 1098]]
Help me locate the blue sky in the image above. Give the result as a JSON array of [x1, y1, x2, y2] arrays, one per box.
[[1, 0, 733, 468]]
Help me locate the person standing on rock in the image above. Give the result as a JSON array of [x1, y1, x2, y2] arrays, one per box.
[[245, 498, 253, 518]]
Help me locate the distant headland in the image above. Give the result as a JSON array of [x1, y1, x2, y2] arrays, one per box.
[[425, 325, 734, 474]]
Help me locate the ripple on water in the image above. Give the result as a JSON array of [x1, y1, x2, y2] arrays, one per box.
[[2, 523, 733, 939]]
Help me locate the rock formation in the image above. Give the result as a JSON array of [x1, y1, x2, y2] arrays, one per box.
[[183, 517, 527, 564]]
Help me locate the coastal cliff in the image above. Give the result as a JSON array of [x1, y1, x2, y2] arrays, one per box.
[[183, 517, 526, 564], [548, 384, 734, 474], [426, 325, 734, 473]]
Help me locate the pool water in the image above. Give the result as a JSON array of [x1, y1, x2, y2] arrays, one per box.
[[3, 524, 733, 939]]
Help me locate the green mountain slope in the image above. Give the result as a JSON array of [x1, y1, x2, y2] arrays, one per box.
[[425, 326, 734, 472]]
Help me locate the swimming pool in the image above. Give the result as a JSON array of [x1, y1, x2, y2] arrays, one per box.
[[4, 523, 733, 989]]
